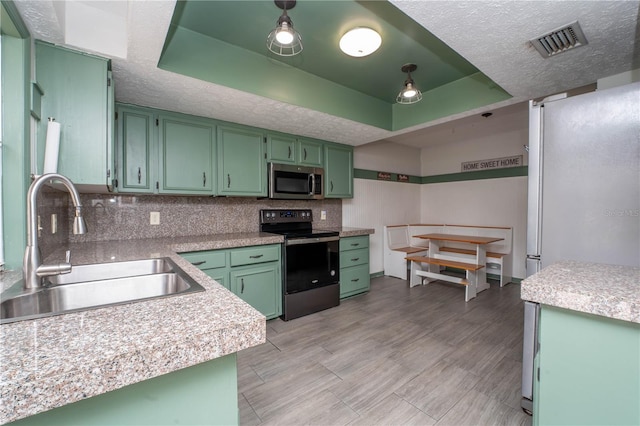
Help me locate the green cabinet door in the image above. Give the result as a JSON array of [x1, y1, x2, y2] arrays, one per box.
[[35, 41, 113, 188], [158, 114, 215, 195], [217, 126, 266, 196], [324, 144, 354, 198], [298, 139, 323, 167], [339, 235, 370, 298], [231, 263, 281, 319], [115, 106, 155, 193], [267, 134, 297, 164]]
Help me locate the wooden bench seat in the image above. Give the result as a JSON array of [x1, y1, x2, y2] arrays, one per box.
[[406, 255, 485, 301], [440, 247, 505, 259], [405, 256, 485, 272], [395, 247, 430, 254]]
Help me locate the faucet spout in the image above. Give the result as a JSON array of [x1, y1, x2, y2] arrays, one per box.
[[23, 173, 87, 290]]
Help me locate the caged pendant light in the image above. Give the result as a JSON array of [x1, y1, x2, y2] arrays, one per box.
[[396, 63, 422, 104], [266, 0, 303, 57]]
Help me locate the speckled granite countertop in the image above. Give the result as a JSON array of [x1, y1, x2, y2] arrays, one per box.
[[521, 260, 640, 324], [328, 227, 375, 238], [0, 232, 283, 424]]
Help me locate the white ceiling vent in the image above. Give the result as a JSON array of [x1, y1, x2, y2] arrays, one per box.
[[530, 21, 588, 58]]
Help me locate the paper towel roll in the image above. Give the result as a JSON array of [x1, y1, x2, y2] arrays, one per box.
[[43, 118, 61, 174]]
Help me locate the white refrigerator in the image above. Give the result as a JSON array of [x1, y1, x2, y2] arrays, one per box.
[[521, 81, 640, 414]]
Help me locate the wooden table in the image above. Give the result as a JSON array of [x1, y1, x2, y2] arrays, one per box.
[[409, 233, 504, 301]]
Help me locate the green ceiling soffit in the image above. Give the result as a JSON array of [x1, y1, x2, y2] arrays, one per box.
[[159, 26, 392, 130], [392, 72, 512, 130], [159, 26, 511, 132]]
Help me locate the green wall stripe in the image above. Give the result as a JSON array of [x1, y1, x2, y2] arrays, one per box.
[[354, 166, 527, 185], [421, 166, 528, 184]]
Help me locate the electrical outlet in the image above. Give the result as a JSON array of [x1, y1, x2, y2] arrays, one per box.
[[150, 211, 160, 225], [321, 210, 327, 220], [51, 214, 57, 234]]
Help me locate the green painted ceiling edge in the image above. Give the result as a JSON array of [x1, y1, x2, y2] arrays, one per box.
[[1, 0, 30, 38], [158, 11, 512, 132]]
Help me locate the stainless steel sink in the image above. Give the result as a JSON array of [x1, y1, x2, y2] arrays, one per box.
[[1, 258, 205, 324]]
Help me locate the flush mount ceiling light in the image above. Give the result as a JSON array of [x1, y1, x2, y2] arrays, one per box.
[[339, 27, 382, 57], [396, 63, 422, 104], [266, 0, 303, 57]]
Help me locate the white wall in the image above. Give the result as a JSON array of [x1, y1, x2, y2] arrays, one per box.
[[421, 177, 528, 279], [344, 142, 422, 274], [419, 109, 529, 279]]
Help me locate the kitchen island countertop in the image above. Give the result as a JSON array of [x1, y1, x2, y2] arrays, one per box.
[[521, 260, 640, 323], [0, 232, 283, 424]]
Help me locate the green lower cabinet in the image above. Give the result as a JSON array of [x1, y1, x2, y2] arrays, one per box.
[[231, 264, 280, 320], [535, 305, 640, 426], [339, 235, 370, 298], [181, 244, 282, 319], [9, 354, 239, 426]]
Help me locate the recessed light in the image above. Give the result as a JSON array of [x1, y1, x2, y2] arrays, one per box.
[[339, 27, 381, 58]]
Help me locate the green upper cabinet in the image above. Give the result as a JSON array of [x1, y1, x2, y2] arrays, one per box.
[[298, 139, 323, 167], [267, 134, 323, 167], [115, 105, 155, 193], [35, 41, 113, 189], [267, 134, 297, 165], [158, 114, 216, 195], [324, 144, 353, 198], [217, 125, 266, 196]]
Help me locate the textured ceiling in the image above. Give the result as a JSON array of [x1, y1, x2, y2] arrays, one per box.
[[12, 0, 640, 148]]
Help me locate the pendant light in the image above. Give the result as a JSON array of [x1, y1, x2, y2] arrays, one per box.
[[396, 63, 422, 104], [266, 0, 303, 57]]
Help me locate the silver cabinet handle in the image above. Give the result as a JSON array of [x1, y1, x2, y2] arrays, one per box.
[[249, 254, 263, 259], [241, 278, 245, 293], [203, 172, 206, 187], [138, 167, 141, 184]]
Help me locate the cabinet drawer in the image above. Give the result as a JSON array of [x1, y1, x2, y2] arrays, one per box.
[[180, 251, 227, 270], [340, 248, 368, 268], [230, 245, 280, 267], [340, 236, 369, 251], [340, 264, 370, 298]]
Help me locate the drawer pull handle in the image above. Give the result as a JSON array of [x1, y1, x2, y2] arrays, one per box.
[[241, 278, 245, 293], [249, 254, 264, 259], [351, 278, 360, 282], [351, 243, 360, 247], [351, 258, 360, 262], [191, 260, 206, 266]]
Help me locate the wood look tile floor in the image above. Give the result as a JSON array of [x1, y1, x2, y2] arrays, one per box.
[[238, 276, 533, 426]]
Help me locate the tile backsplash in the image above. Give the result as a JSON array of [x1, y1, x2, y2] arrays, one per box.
[[38, 192, 342, 253]]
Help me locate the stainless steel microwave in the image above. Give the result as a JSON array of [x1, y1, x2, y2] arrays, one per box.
[[268, 163, 324, 200]]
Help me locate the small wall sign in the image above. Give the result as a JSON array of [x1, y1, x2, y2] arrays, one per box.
[[377, 172, 392, 181], [461, 155, 523, 172], [397, 174, 409, 182]]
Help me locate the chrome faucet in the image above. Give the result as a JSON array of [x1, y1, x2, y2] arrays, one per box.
[[23, 173, 88, 290]]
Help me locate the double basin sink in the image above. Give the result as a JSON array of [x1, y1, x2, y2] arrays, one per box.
[[1, 257, 205, 324]]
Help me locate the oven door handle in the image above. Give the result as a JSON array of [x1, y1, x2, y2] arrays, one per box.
[[286, 236, 339, 246]]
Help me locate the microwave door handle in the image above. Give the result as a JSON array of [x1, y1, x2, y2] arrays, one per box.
[[309, 174, 315, 196]]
